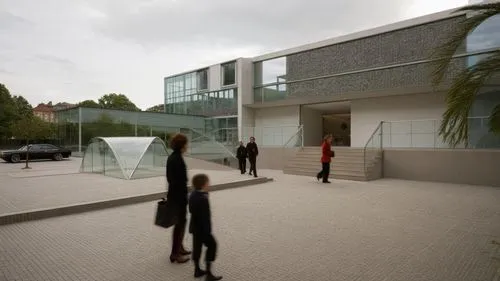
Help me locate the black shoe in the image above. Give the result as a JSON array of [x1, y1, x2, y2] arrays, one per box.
[[206, 273, 223, 281], [254, 175, 258, 178], [323, 181, 331, 184], [316, 174, 321, 181], [194, 268, 207, 278]]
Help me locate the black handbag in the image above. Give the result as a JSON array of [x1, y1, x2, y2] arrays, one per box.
[[330, 150, 335, 158], [154, 198, 178, 228]]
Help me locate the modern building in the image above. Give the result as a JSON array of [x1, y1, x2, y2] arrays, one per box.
[[163, 4, 500, 150], [162, 3, 500, 186]]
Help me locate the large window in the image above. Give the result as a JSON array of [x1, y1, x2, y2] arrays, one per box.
[[254, 57, 288, 103], [164, 71, 237, 116], [222, 62, 236, 86], [466, 15, 500, 149], [197, 69, 208, 90]]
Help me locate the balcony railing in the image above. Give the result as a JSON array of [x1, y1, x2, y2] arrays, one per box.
[[242, 125, 303, 147], [381, 116, 499, 149]]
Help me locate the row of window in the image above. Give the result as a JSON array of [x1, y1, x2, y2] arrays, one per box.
[[164, 62, 236, 96], [165, 89, 238, 116]]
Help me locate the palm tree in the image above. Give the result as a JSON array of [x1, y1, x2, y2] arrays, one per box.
[[432, 2, 500, 148]]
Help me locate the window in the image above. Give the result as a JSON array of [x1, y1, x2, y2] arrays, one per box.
[[254, 57, 287, 86], [197, 69, 208, 90], [222, 62, 236, 86]]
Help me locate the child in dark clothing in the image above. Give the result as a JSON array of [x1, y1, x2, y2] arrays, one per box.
[[189, 174, 223, 281]]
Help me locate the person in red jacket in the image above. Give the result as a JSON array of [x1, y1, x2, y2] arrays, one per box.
[[317, 134, 333, 183]]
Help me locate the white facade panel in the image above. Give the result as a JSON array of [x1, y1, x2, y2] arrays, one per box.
[[350, 92, 446, 147], [300, 106, 323, 146], [245, 105, 300, 146], [208, 64, 221, 91]]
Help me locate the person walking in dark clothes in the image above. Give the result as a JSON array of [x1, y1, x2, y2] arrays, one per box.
[[189, 174, 223, 281], [246, 137, 259, 178], [236, 141, 247, 174], [166, 134, 191, 264], [317, 134, 334, 184]]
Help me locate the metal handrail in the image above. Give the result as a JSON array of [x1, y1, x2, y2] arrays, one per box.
[[282, 125, 304, 148], [363, 121, 383, 177]]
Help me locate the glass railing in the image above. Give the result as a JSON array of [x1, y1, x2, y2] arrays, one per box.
[[282, 125, 304, 148], [381, 116, 499, 149], [242, 125, 303, 147], [186, 128, 238, 167], [363, 122, 383, 176]]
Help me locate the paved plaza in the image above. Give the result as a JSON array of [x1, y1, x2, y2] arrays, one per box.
[[0, 158, 258, 215], [0, 159, 500, 281]]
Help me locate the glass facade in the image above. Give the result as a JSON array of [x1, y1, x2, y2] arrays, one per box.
[[165, 71, 237, 116], [254, 57, 287, 102], [55, 107, 206, 153], [466, 14, 500, 148]]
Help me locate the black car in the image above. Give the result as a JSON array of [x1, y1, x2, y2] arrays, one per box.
[[0, 144, 72, 163]]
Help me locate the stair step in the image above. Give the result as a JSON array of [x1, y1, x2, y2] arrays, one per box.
[[282, 147, 382, 182], [283, 169, 368, 181]]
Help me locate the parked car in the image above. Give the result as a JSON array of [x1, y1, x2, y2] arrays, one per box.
[[0, 144, 72, 163]]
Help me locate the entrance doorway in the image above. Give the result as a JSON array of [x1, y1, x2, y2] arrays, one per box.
[[300, 101, 351, 147], [322, 114, 350, 146]]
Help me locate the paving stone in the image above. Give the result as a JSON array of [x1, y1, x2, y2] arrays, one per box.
[[0, 173, 499, 281]]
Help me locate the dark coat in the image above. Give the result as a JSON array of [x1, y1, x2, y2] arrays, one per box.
[[188, 191, 212, 237], [236, 145, 247, 159], [166, 149, 188, 205], [246, 142, 258, 158]]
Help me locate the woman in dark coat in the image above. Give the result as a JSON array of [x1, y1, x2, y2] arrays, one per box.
[[166, 133, 191, 263]]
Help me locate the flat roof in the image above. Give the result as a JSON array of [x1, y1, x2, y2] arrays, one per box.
[[162, 5, 468, 78], [252, 7, 467, 61]]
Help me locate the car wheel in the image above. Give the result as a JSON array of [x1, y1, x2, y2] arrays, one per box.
[[53, 153, 63, 161], [10, 154, 20, 163]]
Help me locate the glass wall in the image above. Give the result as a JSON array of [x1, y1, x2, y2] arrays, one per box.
[[55, 107, 206, 153], [254, 57, 287, 102], [165, 71, 237, 116], [466, 14, 500, 148], [165, 88, 238, 116]]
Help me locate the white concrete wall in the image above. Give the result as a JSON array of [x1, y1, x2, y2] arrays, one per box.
[[247, 105, 300, 146], [351, 92, 446, 148], [300, 106, 323, 146], [237, 58, 254, 140], [208, 64, 221, 91]]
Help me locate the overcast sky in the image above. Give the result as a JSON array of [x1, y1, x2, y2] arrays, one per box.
[[0, 0, 468, 110]]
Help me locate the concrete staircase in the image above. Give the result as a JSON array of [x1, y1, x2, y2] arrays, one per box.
[[283, 147, 383, 181]]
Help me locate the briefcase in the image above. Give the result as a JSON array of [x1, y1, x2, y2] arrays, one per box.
[[154, 198, 178, 228]]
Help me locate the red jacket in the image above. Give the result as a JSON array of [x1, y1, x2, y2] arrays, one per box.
[[321, 141, 332, 163]]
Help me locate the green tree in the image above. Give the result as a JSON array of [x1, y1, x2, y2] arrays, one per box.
[[10, 116, 54, 169], [98, 93, 141, 111], [12, 95, 33, 118], [146, 104, 164, 112], [0, 83, 17, 140], [78, 99, 101, 108], [432, 2, 500, 147]]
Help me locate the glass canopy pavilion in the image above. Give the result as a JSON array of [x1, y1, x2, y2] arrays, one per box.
[[80, 137, 168, 179]]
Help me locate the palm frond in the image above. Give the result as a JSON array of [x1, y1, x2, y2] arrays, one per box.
[[439, 50, 500, 147], [431, 3, 500, 86], [489, 103, 500, 134]]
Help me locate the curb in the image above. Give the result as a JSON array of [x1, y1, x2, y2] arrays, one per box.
[[0, 177, 273, 226]]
